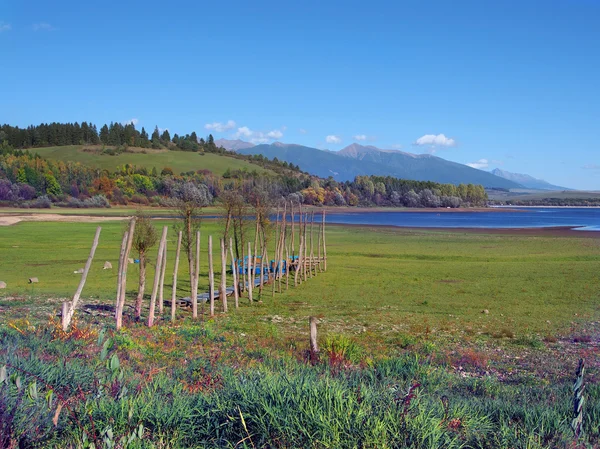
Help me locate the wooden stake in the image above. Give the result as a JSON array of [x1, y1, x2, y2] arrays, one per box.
[[220, 238, 228, 313], [241, 242, 246, 293], [322, 211, 327, 272], [309, 316, 319, 358], [192, 231, 200, 318], [171, 231, 182, 322], [259, 228, 265, 293], [303, 213, 308, 282], [158, 238, 167, 314], [277, 203, 287, 293], [317, 221, 322, 273], [115, 230, 129, 331], [148, 226, 168, 327], [284, 241, 290, 291], [294, 231, 303, 287], [208, 235, 215, 316], [247, 241, 253, 303], [229, 237, 239, 309], [63, 226, 101, 331], [309, 212, 315, 277], [116, 218, 136, 329], [290, 201, 296, 259]]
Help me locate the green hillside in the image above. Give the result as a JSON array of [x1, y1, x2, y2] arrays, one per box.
[[32, 145, 273, 176]]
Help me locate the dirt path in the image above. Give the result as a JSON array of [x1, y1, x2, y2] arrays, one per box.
[[0, 213, 129, 226]]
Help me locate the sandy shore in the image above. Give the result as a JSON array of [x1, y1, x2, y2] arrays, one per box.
[[330, 223, 600, 238], [0, 214, 129, 226]]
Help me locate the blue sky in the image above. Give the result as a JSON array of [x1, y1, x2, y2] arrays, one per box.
[[1, 0, 599, 189]]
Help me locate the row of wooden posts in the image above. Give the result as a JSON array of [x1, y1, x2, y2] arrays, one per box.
[[61, 207, 328, 332]]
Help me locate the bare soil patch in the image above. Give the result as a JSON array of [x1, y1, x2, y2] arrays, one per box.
[[0, 213, 129, 226]]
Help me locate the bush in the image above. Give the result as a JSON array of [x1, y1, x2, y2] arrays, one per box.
[[130, 194, 150, 205], [83, 195, 110, 208], [28, 195, 52, 209]]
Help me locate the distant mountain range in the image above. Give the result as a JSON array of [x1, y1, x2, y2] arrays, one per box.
[[215, 138, 255, 151], [235, 142, 522, 188], [490, 168, 570, 191]]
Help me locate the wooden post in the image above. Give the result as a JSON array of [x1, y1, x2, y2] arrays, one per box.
[[119, 219, 136, 313], [148, 226, 168, 327], [115, 219, 135, 330], [192, 231, 200, 318], [220, 238, 228, 313], [290, 202, 295, 260], [259, 229, 265, 293], [229, 237, 239, 309], [241, 242, 246, 293], [284, 241, 290, 290], [317, 221, 322, 273], [303, 213, 308, 282], [322, 211, 327, 272], [115, 230, 129, 331], [309, 212, 315, 277], [158, 238, 167, 314], [277, 203, 287, 293], [294, 229, 303, 287], [309, 316, 319, 359], [247, 241, 253, 303], [208, 235, 215, 316], [171, 231, 182, 322], [249, 237, 255, 296], [63, 226, 102, 331]]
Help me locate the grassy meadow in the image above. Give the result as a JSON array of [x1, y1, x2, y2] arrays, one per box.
[[1, 217, 600, 447], [31, 145, 272, 176]]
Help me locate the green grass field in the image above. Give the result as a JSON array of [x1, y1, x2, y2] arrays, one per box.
[[31, 145, 272, 176], [2, 220, 600, 447], [1, 220, 598, 346]]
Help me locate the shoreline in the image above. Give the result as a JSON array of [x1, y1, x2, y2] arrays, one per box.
[[329, 223, 600, 238]]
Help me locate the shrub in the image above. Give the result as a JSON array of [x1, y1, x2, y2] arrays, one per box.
[[28, 195, 52, 209], [130, 194, 150, 205], [83, 195, 110, 208]]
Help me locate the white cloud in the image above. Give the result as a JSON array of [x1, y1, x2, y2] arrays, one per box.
[[33, 23, 56, 31], [467, 159, 489, 170], [413, 133, 456, 147], [122, 118, 139, 126], [205, 120, 236, 133], [326, 135, 342, 144], [353, 134, 367, 141], [236, 126, 253, 138], [234, 126, 284, 144], [582, 164, 600, 170], [0, 22, 11, 32], [390, 144, 403, 150], [299, 128, 307, 134]]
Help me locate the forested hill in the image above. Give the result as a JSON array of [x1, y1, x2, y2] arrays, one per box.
[[0, 121, 488, 209]]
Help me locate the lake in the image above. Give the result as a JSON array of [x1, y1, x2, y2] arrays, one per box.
[[322, 207, 600, 231]]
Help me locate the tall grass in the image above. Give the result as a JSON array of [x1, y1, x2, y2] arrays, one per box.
[[1, 326, 598, 448]]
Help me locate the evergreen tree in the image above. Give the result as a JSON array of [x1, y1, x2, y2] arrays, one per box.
[[99, 124, 109, 144]]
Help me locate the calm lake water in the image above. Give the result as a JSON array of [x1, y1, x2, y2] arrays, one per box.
[[322, 207, 600, 231]]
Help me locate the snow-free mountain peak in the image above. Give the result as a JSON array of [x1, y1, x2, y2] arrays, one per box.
[[491, 168, 570, 190], [215, 138, 255, 151]]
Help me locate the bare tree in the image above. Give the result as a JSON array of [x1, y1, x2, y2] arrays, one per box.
[[132, 210, 158, 320], [173, 182, 212, 315]]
